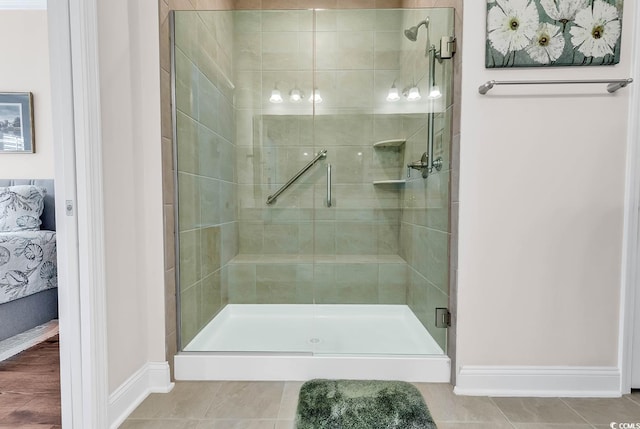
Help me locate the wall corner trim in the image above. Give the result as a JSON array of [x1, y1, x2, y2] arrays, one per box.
[[108, 362, 174, 429], [0, 0, 46, 9], [454, 366, 621, 398]]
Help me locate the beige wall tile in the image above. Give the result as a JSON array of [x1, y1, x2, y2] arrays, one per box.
[[169, 0, 196, 9], [235, 0, 263, 9], [201, 270, 223, 324], [335, 222, 376, 255], [378, 263, 407, 304], [164, 268, 177, 334], [227, 263, 256, 303], [164, 204, 176, 270], [179, 229, 202, 289], [337, 0, 375, 8], [239, 221, 264, 253], [375, 0, 403, 8], [221, 221, 239, 264], [201, 226, 222, 275], [177, 112, 200, 174], [336, 31, 374, 70], [180, 281, 202, 345], [162, 138, 175, 205], [177, 172, 201, 231], [175, 50, 200, 119], [195, 0, 234, 9], [234, 31, 262, 72]]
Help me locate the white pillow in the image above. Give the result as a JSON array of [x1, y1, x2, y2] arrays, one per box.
[[0, 185, 46, 232]]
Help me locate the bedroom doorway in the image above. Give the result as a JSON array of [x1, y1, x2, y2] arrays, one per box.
[[0, 6, 63, 428]]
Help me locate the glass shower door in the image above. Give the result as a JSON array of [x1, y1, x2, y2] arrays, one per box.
[[174, 7, 454, 357], [233, 9, 318, 353], [309, 8, 455, 356]]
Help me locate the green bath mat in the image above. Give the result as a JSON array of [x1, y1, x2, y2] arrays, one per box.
[[295, 379, 437, 429]]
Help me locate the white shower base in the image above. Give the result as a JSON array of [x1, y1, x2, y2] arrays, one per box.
[[175, 304, 451, 382]]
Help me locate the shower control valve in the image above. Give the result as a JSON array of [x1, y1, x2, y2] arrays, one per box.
[[432, 157, 443, 172], [407, 152, 429, 179]]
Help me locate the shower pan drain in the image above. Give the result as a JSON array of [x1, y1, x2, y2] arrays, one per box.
[[309, 338, 321, 344]]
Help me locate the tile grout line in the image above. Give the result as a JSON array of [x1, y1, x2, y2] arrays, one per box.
[[558, 398, 598, 428], [487, 397, 519, 429], [199, 381, 225, 419], [275, 381, 288, 421], [625, 394, 640, 407]]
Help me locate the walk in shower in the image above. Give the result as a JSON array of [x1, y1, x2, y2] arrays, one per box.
[[172, 7, 456, 381]]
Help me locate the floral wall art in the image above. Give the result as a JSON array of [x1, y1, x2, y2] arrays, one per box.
[[486, 0, 624, 67]]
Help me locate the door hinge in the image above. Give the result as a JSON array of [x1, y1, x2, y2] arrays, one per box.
[[435, 308, 451, 328]]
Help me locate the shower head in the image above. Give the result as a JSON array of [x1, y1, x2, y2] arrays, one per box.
[[404, 18, 429, 42]]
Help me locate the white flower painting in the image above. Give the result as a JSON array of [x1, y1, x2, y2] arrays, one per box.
[[526, 22, 565, 64], [540, 0, 589, 25], [570, 0, 621, 58], [487, 0, 540, 55], [486, 0, 623, 67]]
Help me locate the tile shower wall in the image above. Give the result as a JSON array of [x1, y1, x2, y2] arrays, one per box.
[[229, 9, 411, 305], [174, 11, 238, 347]]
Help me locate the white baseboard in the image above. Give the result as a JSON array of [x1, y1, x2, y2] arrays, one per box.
[[454, 366, 621, 398], [108, 361, 174, 429], [0, 320, 58, 362]]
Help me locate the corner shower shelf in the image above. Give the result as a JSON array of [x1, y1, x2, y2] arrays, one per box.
[[373, 139, 406, 148], [373, 179, 407, 185]]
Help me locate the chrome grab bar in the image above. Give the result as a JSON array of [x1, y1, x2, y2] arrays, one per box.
[[266, 149, 327, 205], [327, 164, 332, 207]]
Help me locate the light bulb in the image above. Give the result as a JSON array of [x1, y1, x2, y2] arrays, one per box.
[[309, 89, 322, 104], [269, 88, 283, 103], [406, 86, 421, 101], [289, 88, 303, 103], [386, 85, 400, 102], [428, 85, 442, 99]]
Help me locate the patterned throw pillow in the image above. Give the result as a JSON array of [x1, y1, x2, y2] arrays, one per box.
[[0, 185, 46, 232]]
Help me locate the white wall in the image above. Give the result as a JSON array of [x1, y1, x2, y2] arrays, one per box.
[[457, 2, 635, 370], [96, 0, 166, 392], [0, 10, 54, 178]]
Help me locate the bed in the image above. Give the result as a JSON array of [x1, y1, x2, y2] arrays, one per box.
[[0, 180, 57, 342]]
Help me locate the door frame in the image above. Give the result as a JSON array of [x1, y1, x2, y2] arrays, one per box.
[[48, 0, 109, 427], [620, 0, 640, 393]]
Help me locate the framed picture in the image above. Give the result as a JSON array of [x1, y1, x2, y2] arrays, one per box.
[[486, 0, 624, 68], [0, 92, 34, 153]]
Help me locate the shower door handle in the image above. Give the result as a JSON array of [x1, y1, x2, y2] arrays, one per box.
[[327, 164, 332, 208]]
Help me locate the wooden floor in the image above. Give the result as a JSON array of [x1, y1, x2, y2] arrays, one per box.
[[0, 335, 61, 428]]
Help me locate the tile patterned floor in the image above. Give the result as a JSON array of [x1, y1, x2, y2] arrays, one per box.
[[122, 381, 640, 429]]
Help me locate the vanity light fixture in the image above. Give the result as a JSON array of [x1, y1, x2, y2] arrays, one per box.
[[309, 88, 322, 104], [289, 87, 304, 103], [404, 85, 421, 101], [269, 86, 283, 103], [427, 84, 442, 99], [386, 82, 400, 102]]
